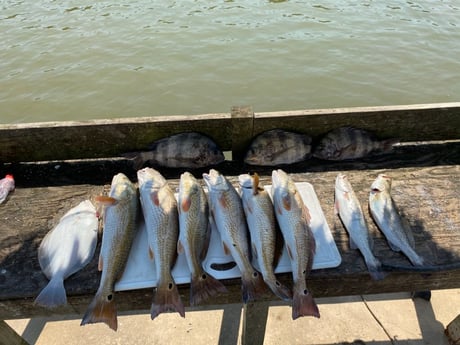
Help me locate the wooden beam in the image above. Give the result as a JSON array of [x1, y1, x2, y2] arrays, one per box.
[[0, 321, 28, 345]]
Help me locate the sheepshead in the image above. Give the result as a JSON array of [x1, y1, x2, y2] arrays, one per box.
[[271, 169, 319, 319], [203, 169, 266, 303], [81, 173, 138, 331], [123, 132, 225, 169], [334, 173, 385, 280], [35, 200, 98, 308], [239, 173, 292, 301], [177, 172, 227, 306], [137, 167, 185, 319], [313, 127, 397, 160], [369, 174, 424, 266], [244, 129, 312, 166]]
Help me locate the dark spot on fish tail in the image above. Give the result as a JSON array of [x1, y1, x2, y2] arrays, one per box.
[[303, 289, 309, 295], [168, 283, 173, 290], [253, 272, 259, 278], [275, 281, 281, 287], [201, 274, 207, 280], [302, 270, 306, 275], [107, 294, 113, 301]]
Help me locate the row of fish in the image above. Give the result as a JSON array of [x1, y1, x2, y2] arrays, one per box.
[[122, 127, 398, 169], [335, 173, 424, 281], [73, 168, 320, 330]]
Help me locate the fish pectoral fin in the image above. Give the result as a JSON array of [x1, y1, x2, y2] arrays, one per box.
[[150, 191, 160, 206], [98, 255, 103, 271], [95, 196, 118, 206], [181, 197, 191, 212], [282, 192, 291, 211]]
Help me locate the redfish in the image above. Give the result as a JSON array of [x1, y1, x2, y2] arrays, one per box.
[[138, 167, 185, 320], [81, 173, 139, 331], [177, 172, 227, 306], [369, 174, 424, 266], [271, 169, 319, 319], [203, 169, 266, 303], [239, 173, 292, 301], [334, 173, 385, 280]]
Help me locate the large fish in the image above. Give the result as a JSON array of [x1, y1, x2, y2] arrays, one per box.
[[271, 169, 319, 319], [123, 132, 225, 169], [334, 173, 385, 280], [369, 174, 424, 266], [177, 172, 227, 306], [35, 200, 98, 308], [313, 127, 397, 160], [203, 169, 266, 303], [81, 173, 139, 331], [244, 129, 312, 166], [239, 173, 292, 301], [137, 167, 185, 320]]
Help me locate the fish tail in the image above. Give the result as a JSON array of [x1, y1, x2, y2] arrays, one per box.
[[190, 271, 228, 306], [380, 138, 399, 153], [121, 152, 145, 170], [365, 257, 387, 281], [408, 253, 425, 267], [241, 270, 267, 304], [265, 279, 292, 301], [80, 293, 118, 331], [151, 280, 185, 320], [34, 277, 67, 308], [292, 288, 320, 320]]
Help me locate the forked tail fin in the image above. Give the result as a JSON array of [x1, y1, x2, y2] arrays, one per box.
[[190, 271, 227, 306], [80, 293, 117, 331], [292, 289, 320, 320], [151, 280, 185, 320]]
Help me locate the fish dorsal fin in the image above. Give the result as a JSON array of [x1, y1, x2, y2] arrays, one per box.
[[98, 255, 103, 271], [253, 173, 260, 196], [177, 239, 185, 255]]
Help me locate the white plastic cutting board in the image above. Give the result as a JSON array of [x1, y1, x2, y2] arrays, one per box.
[[115, 182, 341, 291]]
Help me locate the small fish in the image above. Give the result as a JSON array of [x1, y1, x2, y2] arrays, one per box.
[[35, 200, 98, 308], [177, 172, 227, 306], [369, 174, 424, 266], [81, 173, 139, 331], [313, 127, 397, 160], [137, 167, 185, 320], [244, 129, 312, 166], [203, 169, 266, 303], [123, 132, 225, 169], [271, 169, 319, 319], [239, 173, 292, 301], [0, 174, 15, 204], [334, 173, 385, 280]]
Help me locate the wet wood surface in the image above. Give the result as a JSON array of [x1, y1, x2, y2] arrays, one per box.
[[0, 140, 459, 320]]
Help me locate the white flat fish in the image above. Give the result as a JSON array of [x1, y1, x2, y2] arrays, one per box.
[[36, 200, 98, 308]]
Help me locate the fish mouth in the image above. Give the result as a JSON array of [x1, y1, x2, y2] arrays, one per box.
[[238, 174, 253, 189]]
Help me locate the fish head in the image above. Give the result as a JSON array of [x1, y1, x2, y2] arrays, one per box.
[[202, 169, 228, 192], [137, 167, 166, 192], [370, 174, 392, 193], [179, 172, 200, 195], [335, 173, 352, 193], [204, 145, 225, 166], [313, 137, 340, 160], [238, 174, 253, 190], [110, 173, 136, 200]]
